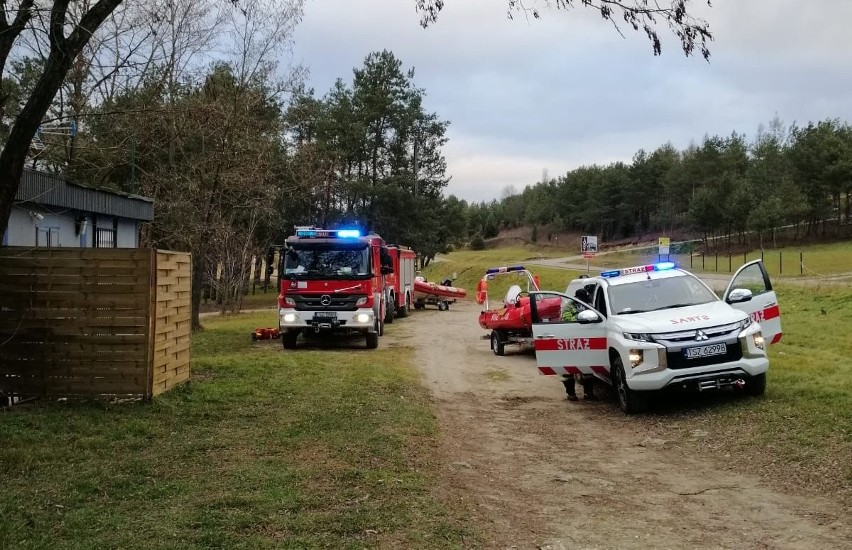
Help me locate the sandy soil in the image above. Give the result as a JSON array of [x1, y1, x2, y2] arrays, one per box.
[[389, 300, 851, 549]]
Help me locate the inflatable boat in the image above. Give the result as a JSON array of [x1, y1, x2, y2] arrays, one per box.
[[413, 276, 466, 311]]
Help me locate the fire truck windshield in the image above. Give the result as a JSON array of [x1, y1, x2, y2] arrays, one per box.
[[282, 243, 371, 279]]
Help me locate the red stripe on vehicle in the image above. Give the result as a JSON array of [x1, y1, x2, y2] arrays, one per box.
[[533, 337, 607, 351], [770, 333, 783, 344], [539, 367, 556, 376], [764, 304, 780, 320], [564, 366, 581, 375], [591, 366, 608, 374]]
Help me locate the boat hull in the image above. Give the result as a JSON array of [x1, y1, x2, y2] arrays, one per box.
[[413, 279, 467, 300]]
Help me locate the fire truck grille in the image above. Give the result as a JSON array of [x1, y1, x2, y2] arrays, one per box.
[[293, 293, 364, 312], [666, 341, 743, 370]]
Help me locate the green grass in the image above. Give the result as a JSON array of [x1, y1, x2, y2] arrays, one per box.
[[653, 283, 852, 497], [595, 240, 852, 278], [0, 312, 476, 549]]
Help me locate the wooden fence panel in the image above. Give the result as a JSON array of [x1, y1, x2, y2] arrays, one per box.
[[0, 247, 192, 401], [0, 248, 153, 397], [151, 251, 192, 397]]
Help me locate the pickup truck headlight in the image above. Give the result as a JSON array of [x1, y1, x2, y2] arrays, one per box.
[[738, 316, 753, 330], [624, 332, 655, 342]]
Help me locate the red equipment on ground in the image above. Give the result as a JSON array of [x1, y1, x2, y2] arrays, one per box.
[[251, 327, 280, 341]]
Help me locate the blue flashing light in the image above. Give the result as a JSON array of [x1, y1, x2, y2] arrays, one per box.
[[296, 229, 316, 237], [485, 265, 526, 275], [654, 261, 676, 271], [336, 229, 361, 238], [600, 269, 621, 278]]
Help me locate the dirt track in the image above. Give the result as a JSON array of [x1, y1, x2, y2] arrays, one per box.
[[390, 301, 851, 549]]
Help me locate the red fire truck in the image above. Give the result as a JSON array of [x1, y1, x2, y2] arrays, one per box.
[[277, 226, 398, 349], [383, 245, 417, 323]]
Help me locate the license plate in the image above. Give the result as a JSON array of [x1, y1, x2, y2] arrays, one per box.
[[314, 311, 337, 319], [683, 343, 726, 359]]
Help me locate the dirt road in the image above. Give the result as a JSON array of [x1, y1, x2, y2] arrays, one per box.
[[390, 301, 851, 549]]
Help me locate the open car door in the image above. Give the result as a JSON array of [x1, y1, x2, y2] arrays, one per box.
[[529, 291, 608, 377], [723, 260, 782, 344]]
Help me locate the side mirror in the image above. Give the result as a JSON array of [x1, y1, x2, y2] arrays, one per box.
[[728, 288, 753, 304], [577, 310, 602, 324]]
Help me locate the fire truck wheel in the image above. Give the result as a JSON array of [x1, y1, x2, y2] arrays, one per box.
[[612, 354, 648, 414], [366, 330, 379, 349], [385, 298, 395, 324], [490, 331, 505, 356], [281, 330, 298, 350], [398, 295, 410, 318]]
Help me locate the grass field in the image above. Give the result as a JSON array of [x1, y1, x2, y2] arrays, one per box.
[[657, 283, 852, 498], [0, 313, 475, 549], [593, 240, 852, 278]]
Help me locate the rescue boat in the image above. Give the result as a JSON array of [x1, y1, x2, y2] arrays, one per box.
[[476, 265, 541, 331], [412, 276, 467, 310]]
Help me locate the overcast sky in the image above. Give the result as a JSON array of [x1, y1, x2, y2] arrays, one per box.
[[290, 0, 852, 203]]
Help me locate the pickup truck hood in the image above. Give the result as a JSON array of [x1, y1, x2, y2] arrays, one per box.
[[614, 301, 746, 333]]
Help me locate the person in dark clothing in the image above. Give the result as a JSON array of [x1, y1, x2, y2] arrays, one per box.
[[561, 287, 598, 401]]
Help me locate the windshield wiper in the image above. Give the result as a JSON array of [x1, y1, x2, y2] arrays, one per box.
[[650, 303, 697, 311]]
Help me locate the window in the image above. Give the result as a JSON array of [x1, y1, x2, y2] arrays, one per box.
[[95, 228, 116, 248], [36, 227, 59, 247]]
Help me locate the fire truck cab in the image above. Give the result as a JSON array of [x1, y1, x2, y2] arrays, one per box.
[[277, 226, 394, 349]]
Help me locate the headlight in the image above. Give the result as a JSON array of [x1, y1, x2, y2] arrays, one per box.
[[282, 313, 297, 323], [356, 313, 371, 323], [739, 316, 752, 330], [284, 297, 296, 306], [628, 349, 644, 367], [355, 296, 368, 306], [753, 331, 765, 350], [624, 332, 655, 342]]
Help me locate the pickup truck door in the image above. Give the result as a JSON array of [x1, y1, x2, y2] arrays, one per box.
[[723, 260, 782, 344], [529, 291, 608, 377]]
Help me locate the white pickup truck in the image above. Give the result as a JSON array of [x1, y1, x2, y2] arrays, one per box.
[[528, 261, 782, 413]]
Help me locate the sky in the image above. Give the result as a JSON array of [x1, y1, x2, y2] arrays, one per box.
[[290, 0, 852, 203]]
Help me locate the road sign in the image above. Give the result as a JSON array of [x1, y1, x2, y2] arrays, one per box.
[[581, 235, 598, 253], [583, 252, 595, 260], [658, 237, 670, 256]]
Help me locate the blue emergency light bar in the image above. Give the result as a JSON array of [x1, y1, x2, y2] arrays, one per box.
[[294, 226, 361, 239], [485, 265, 526, 275], [601, 262, 676, 278]]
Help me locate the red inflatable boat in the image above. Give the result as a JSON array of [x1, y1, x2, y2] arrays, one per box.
[[476, 265, 561, 355], [413, 276, 466, 311]]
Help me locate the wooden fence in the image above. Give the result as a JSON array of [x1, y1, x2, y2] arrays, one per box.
[[0, 247, 191, 400]]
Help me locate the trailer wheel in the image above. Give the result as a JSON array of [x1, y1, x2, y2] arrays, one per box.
[[281, 330, 298, 350], [491, 331, 505, 356], [437, 301, 447, 311]]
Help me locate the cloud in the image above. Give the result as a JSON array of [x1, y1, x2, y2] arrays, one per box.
[[291, 0, 852, 202]]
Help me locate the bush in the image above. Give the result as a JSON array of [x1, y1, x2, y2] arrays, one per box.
[[470, 233, 485, 250]]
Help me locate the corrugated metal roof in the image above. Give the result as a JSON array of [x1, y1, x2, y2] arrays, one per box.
[[15, 169, 154, 221]]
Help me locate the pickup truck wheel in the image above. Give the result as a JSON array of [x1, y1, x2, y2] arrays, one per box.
[[491, 331, 505, 356], [366, 330, 379, 349], [745, 372, 766, 396], [281, 330, 298, 350], [612, 355, 648, 414]]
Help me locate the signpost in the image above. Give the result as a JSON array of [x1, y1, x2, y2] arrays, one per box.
[[581, 235, 598, 273], [658, 236, 670, 261]]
